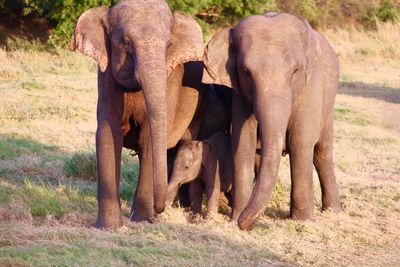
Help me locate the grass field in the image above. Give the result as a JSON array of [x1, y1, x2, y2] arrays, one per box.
[[0, 22, 399, 266]]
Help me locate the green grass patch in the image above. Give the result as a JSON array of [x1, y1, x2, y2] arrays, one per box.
[[63, 151, 139, 202], [17, 177, 96, 219], [269, 179, 290, 211], [335, 107, 371, 126], [0, 136, 58, 160], [361, 136, 398, 146], [0, 183, 13, 204], [21, 80, 46, 91], [23, 179, 67, 219], [0, 245, 76, 266], [120, 157, 139, 201], [64, 152, 96, 180]]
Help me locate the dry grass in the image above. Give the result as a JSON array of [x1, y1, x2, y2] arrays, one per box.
[[0, 22, 400, 266]]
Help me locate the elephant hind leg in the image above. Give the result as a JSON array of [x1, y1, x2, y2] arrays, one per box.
[[313, 119, 342, 213], [189, 179, 204, 215]]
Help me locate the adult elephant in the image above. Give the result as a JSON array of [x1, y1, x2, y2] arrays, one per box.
[[202, 12, 342, 230], [70, 0, 205, 228]]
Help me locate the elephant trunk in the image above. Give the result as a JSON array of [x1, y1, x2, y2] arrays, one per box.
[[238, 85, 291, 230], [167, 178, 180, 203], [136, 46, 169, 214]]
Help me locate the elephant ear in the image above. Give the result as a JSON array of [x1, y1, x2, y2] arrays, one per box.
[[70, 6, 110, 72], [202, 29, 238, 91], [167, 12, 204, 76]]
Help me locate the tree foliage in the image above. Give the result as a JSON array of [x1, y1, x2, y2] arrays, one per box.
[[0, 0, 399, 47]]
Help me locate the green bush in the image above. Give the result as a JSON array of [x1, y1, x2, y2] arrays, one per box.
[[363, 0, 400, 28], [295, 0, 319, 27], [63, 152, 97, 180], [21, 0, 118, 47], [167, 0, 277, 39], [0, 1, 399, 47]]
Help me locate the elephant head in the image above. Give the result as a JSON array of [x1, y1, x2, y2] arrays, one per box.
[[167, 141, 203, 203], [203, 13, 321, 229], [70, 0, 203, 215]]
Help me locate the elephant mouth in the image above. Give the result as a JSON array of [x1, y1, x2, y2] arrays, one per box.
[[112, 53, 142, 92]]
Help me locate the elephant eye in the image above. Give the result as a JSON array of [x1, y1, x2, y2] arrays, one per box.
[[185, 166, 189, 170], [291, 67, 301, 80]]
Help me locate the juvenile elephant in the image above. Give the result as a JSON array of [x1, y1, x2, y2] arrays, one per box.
[[167, 132, 233, 217], [203, 12, 342, 230], [70, 0, 205, 228]]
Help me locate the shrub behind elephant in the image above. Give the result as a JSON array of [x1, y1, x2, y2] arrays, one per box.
[[71, 0, 206, 228], [203, 12, 342, 230]]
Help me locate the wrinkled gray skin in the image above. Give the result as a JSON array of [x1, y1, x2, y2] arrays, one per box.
[[167, 132, 233, 217], [203, 13, 342, 230], [70, 0, 205, 228]]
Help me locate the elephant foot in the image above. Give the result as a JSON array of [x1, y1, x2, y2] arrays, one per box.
[[93, 214, 123, 229], [230, 210, 241, 224], [322, 204, 343, 214], [188, 212, 202, 224], [130, 209, 155, 223], [204, 211, 218, 221], [228, 218, 238, 227], [290, 207, 314, 221]]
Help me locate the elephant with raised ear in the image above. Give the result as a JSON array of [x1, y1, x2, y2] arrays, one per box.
[[70, 0, 205, 228], [203, 12, 342, 230]]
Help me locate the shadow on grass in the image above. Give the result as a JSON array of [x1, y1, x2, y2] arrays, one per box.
[[0, 137, 292, 265], [265, 207, 290, 220], [339, 81, 400, 104], [0, 220, 292, 266], [0, 134, 140, 222]]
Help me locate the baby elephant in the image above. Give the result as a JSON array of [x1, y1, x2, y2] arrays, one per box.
[[167, 132, 233, 217]]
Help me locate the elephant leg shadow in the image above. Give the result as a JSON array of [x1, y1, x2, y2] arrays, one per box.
[[264, 207, 290, 220]]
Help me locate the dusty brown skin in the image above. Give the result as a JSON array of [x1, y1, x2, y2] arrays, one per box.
[[70, 0, 205, 228], [203, 13, 342, 230], [167, 132, 233, 217]]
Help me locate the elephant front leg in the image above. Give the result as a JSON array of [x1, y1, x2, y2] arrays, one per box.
[[289, 144, 315, 220], [94, 70, 124, 229], [131, 125, 156, 222], [95, 122, 123, 229], [231, 94, 257, 222]]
